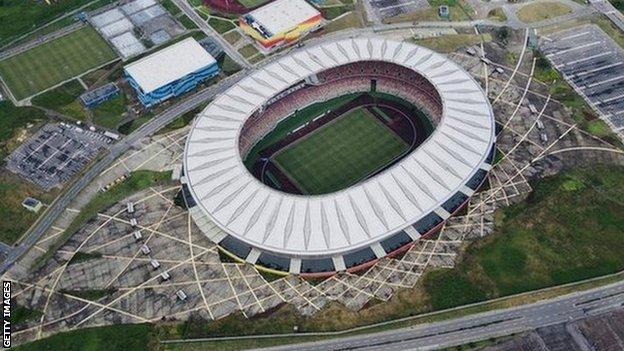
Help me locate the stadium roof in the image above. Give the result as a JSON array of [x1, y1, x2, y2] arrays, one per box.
[[124, 37, 216, 94], [184, 37, 495, 272], [246, 0, 320, 36]]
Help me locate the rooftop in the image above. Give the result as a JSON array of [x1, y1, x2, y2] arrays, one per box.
[[124, 37, 216, 94]]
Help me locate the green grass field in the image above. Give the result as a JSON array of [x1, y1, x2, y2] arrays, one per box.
[[0, 26, 117, 101], [274, 107, 408, 194]]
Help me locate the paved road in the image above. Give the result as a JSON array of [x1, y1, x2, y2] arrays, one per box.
[[592, 0, 624, 33], [253, 280, 624, 351], [171, 0, 251, 69], [0, 69, 248, 275]]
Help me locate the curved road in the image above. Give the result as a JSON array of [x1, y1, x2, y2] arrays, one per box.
[[253, 279, 624, 351]]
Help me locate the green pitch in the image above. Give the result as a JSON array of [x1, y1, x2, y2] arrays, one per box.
[[274, 107, 408, 195], [0, 26, 117, 101]]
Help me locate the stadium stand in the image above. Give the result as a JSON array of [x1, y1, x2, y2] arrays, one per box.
[[238, 60, 443, 157]]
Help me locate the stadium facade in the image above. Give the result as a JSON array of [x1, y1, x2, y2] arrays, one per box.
[[183, 37, 496, 276], [239, 0, 322, 52], [124, 38, 219, 107]]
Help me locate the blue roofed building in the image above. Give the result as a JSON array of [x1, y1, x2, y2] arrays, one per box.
[[124, 38, 219, 107]]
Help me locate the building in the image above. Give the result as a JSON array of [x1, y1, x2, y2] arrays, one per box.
[[124, 38, 219, 107], [22, 197, 43, 213], [239, 0, 322, 52], [183, 38, 496, 276], [80, 83, 120, 108]]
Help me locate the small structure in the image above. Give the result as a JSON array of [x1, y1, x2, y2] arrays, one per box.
[[150, 259, 160, 269], [438, 6, 450, 19], [141, 244, 151, 255], [536, 119, 545, 129], [239, 0, 322, 52], [133, 230, 143, 241], [124, 38, 219, 107], [176, 289, 187, 301], [160, 271, 170, 281], [130, 218, 138, 227], [528, 104, 538, 115], [79, 83, 120, 108], [127, 202, 135, 214], [22, 197, 43, 213], [104, 131, 120, 141], [495, 67, 504, 74]]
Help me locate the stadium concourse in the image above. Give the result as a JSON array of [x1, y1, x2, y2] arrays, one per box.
[[183, 37, 496, 277]]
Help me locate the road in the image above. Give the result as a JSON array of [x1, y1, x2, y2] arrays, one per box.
[[0, 69, 248, 275], [170, 0, 251, 69], [253, 280, 624, 351]]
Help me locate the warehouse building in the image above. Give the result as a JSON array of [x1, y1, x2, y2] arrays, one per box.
[[239, 0, 322, 52], [124, 38, 219, 107]]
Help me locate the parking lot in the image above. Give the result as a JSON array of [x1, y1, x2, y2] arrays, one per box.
[[540, 24, 624, 131], [367, 0, 428, 21], [5, 123, 110, 190]]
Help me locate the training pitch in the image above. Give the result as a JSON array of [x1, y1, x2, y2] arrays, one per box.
[[0, 26, 117, 101], [274, 107, 408, 194]]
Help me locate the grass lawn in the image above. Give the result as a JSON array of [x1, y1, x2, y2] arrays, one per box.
[[0, 102, 46, 157], [15, 324, 155, 351], [237, 0, 271, 8], [274, 107, 408, 194], [222, 30, 242, 45], [0, 26, 117, 101], [0, 0, 89, 46], [11, 304, 43, 326], [30, 80, 86, 120], [238, 44, 259, 58], [209, 17, 236, 33], [0, 170, 59, 245], [413, 33, 492, 53], [321, 4, 354, 20], [424, 165, 624, 309], [516, 2, 572, 23], [159, 102, 209, 134], [68, 251, 103, 265], [324, 11, 364, 33], [32, 170, 172, 270], [91, 93, 128, 129], [60, 288, 117, 301], [487, 7, 507, 21]]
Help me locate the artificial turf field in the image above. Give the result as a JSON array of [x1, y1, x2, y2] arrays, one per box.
[[273, 107, 408, 195], [0, 26, 117, 101]]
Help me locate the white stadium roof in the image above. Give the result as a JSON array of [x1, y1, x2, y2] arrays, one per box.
[[184, 37, 495, 272], [247, 0, 320, 36], [124, 37, 216, 94]]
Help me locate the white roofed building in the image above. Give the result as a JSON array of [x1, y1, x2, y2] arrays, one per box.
[[183, 38, 496, 276], [124, 38, 219, 106], [239, 0, 322, 52]]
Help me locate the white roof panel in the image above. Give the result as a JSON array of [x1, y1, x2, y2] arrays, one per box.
[[124, 38, 216, 94], [248, 0, 320, 36]]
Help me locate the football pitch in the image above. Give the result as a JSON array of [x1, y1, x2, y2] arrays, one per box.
[[274, 107, 408, 195], [0, 26, 118, 101]]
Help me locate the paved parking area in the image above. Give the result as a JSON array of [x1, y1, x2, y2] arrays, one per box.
[[367, 0, 428, 21], [540, 24, 624, 131], [5, 123, 110, 190]]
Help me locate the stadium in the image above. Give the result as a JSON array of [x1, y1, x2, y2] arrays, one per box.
[[183, 37, 496, 277]]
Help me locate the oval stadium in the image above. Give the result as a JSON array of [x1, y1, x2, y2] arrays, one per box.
[[183, 37, 496, 277]]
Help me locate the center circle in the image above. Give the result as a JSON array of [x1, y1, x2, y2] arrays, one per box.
[[239, 60, 443, 196]]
